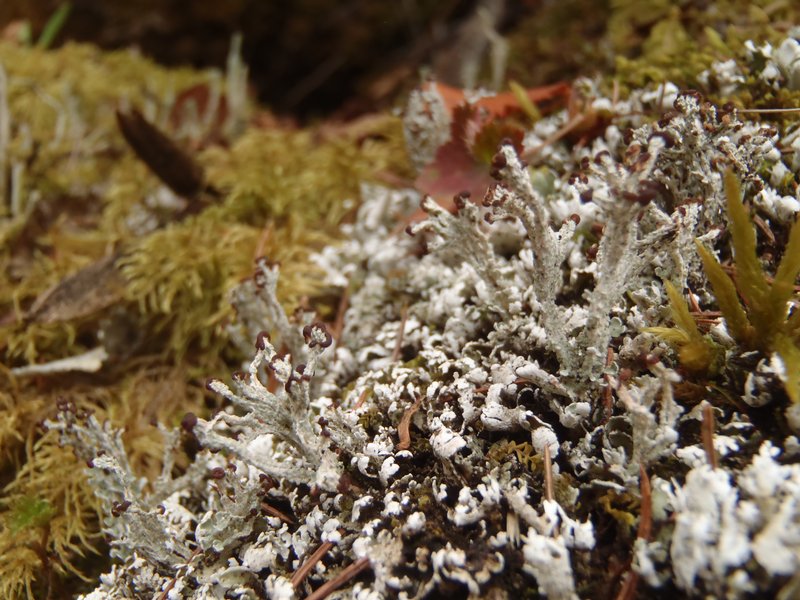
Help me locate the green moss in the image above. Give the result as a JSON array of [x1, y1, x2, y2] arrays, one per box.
[[598, 490, 639, 529], [8, 496, 54, 533]]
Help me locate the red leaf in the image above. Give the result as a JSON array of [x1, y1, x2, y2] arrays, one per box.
[[414, 81, 569, 204], [429, 81, 570, 121], [415, 104, 495, 203]]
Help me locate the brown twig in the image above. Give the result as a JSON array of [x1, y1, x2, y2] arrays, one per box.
[[615, 568, 640, 600], [396, 396, 423, 451], [702, 403, 718, 469], [391, 302, 409, 362], [158, 548, 202, 600], [291, 541, 335, 588], [332, 280, 350, 344], [721, 263, 800, 292], [752, 214, 777, 246], [638, 464, 652, 542], [261, 501, 295, 524], [687, 287, 701, 313], [543, 444, 554, 503], [305, 557, 371, 600], [354, 388, 370, 410], [614, 466, 651, 600]]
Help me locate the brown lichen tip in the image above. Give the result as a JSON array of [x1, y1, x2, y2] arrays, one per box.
[[256, 330, 271, 350], [303, 322, 333, 348], [181, 412, 198, 433]]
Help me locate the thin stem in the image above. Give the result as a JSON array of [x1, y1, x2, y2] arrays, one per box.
[[291, 541, 335, 588], [305, 558, 371, 600]]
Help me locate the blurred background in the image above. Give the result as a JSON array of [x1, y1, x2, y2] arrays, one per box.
[[0, 0, 613, 119]]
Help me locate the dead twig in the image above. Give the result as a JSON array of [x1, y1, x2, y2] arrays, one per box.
[[702, 403, 718, 470], [291, 541, 335, 588], [158, 548, 202, 600], [614, 465, 651, 600], [543, 444, 554, 503], [354, 388, 370, 410], [391, 302, 409, 362], [305, 557, 371, 600], [261, 501, 295, 524]]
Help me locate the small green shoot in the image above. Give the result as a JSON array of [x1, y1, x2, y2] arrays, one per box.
[[693, 169, 800, 402], [509, 80, 543, 123], [647, 169, 800, 403], [36, 2, 72, 50], [645, 280, 718, 375]]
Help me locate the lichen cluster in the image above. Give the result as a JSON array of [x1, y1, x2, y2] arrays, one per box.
[[4, 4, 800, 599], [42, 25, 800, 599], [0, 38, 409, 598]]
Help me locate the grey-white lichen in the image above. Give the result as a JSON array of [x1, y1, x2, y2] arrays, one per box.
[[46, 33, 800, 600]]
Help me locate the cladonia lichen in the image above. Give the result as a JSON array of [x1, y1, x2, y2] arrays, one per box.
[[37, 28, 800, 600]]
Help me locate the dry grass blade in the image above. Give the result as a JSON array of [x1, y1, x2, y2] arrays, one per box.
[[391, 302, 409, 362], [25, 251, 125, 324]]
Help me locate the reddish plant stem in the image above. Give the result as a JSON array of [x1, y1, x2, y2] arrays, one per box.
[[305, 558, 371, 600], [291, 541, 335, 588]]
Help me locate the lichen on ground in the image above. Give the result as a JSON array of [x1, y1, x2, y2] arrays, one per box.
[[5, 5, 800, 600], [0, 37, 409, 599]]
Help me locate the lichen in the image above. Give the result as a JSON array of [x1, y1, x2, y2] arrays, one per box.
[[7, 7, 800, 600], [0, 35, 410, 598]]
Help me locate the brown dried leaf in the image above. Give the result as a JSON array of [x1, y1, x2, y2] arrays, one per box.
[[26, 252, 125, 324], [116, 109, 206, 199]]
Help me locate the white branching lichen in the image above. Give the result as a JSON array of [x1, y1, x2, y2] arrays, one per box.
[[47, 37, 800, 598]]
